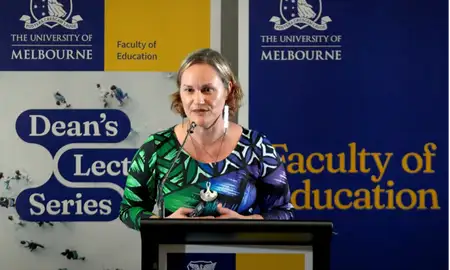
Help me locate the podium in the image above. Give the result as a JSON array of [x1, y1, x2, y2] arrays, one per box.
[[140, 219, 333, 270]]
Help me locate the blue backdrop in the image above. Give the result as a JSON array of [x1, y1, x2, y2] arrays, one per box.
[[248, 0, 448, 269]]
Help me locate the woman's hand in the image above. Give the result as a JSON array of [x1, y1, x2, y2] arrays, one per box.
[[166, 207, 194, 218], [166, 207, 216, 219], [215, 204, 244, 219], [216, 204, 264, 219]]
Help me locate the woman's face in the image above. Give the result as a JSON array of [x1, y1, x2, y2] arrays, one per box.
[[180, 63, 228, 128]]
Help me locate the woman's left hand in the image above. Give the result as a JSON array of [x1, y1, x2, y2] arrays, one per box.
[[216, 203, 264, 219], [216, 203, 244, 219]]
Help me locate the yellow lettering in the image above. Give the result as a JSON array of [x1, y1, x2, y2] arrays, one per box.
[[273, 142, 396, 178], [312, 188, 333, 209], [370, 152, 393, 183], [396, 189, 417, 210], [423, 142, 437, 173], [325, 153, 347, 173], [334, 189, 352, 210], [287, 153, 306, 174], [272, 142, 441, 212], [290, 179, 312, 210], [417, 189, 440, 210], [402, 152, 423, 173], [290, 179, 440, 211], [358, 148, 371, 173], [353, 189, 372, 209], [385, 180, 396, 209], [348, 142, 358, 173], [306, 153, 324, 174], [372, 185, 385, 209]]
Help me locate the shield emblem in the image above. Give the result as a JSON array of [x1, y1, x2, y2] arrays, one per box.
[[30, 0, 73, 29], [187, 261, 217, 270], [279, 0, 322, 30]]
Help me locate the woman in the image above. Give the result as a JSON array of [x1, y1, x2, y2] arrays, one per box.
[[119, 48, 294, 230]]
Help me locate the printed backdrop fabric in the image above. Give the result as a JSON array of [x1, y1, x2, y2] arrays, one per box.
[[0, 0, 212, 270], [243, 0, 448, 270]]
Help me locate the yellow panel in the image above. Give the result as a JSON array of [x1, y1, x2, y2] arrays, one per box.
[[236, 253, 305, 270], [104, 0, 211, 71]]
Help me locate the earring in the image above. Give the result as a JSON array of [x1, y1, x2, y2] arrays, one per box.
[[223, 105, 229, 133]]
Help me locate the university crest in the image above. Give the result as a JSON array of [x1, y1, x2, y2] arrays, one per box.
[[270, 0, 332, 31], [20, 0, 83, 30], [187, 260, 217, 270]]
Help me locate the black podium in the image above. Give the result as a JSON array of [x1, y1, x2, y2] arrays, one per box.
[[140, 219, 333, 270]]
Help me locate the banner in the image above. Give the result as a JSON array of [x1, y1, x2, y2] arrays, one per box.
[[1, 0, 212, 71], [239, 0, 448, 270], [0, 0, 218, 269]]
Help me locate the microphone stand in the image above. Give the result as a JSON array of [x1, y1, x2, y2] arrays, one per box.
[[156, 122, 197, 218]]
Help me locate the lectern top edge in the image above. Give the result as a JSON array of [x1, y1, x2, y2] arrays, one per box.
[[141, 219, 333, 227], [140, 219, 334, 235]]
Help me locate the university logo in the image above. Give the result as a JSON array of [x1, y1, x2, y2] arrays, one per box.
[[270, 0, 331, 31], [19, 0, 83, 30], [187, 260, 217, 270]]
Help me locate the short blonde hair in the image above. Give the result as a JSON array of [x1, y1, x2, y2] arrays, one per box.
[[170, 48, 243, 117]]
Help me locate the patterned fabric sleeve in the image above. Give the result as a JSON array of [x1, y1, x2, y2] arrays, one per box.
[[256, 135, 295, 220], [119, 136, 158, 230]]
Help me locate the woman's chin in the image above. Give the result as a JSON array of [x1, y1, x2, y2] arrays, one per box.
[[191, 118, 205, 127], [188, 116, 208, 128]]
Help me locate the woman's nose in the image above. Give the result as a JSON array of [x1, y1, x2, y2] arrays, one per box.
[[194, 91, 205, 104]]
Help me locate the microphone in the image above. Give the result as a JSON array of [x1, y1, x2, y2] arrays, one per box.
[[156, 121, 197, 218]]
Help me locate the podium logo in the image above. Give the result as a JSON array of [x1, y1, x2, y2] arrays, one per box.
[[270, 0, 332, 31], [20, 0, 83, 30], [187, 260, 217, 270]]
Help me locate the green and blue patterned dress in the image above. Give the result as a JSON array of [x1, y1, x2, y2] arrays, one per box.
[[119, 126, 294, 230]]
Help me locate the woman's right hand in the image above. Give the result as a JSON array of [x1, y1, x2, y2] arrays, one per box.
[[166, 207, 194, 218], [166, 207, 215, 219]]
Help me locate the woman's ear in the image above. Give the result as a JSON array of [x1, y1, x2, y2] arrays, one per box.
[[226, 81, 233, 98]]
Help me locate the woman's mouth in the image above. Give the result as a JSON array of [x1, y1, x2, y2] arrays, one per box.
[[192, 109, 209, 113]]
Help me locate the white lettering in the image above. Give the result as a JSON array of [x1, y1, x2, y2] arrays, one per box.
[[11, 49, 93, 60], [28, 192, 112, 216], [74, 154, 130, 177], [29, 115, 50, 136], [74, 154, 90, 176], [99, 200, 112, 215], [84, 199, 98, 215], [105, 121, 119, 136], [29, 34, 81, 42], [261, 49, 342, 61], [276, 35, 342, 43], [52, 121, 66, 136], [27, 114, 118, 137], [47, 200, 61, 215], [29, 193, 46, 215]]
